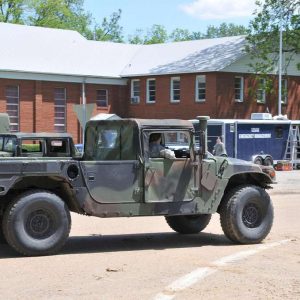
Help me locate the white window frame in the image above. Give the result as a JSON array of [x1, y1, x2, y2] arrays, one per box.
[[281, 78, 288, 104], [96, 89, 108, 107], [130, 79, 140, 104], [234, 76, 244, 102], [195, 75, 206, 102], [170, 77, 180, 103], [256, 78, 266, 103], [5, 85, 20, 132], [146, 78, 156, 103], [54, 88, 66, 133]]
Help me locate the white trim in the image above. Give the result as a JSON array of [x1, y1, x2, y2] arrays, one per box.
[[96, 89, 108, 107], [0, 71, 128, 85], [234, 76, 244, 102], [5, 85, 20, 132], [54, 87, 66, 132], [195, 75, 206, 102], [170, 77, 180, 103], [146, 78, 156, 103], [130, 79, 140, 104]]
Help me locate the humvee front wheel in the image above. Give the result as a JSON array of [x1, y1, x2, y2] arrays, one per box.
[[165, 214, 211, 234], [220, 185, 273, 244], [3, 190, 71, 256]]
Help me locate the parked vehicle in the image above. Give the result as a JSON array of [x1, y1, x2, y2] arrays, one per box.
[[0, 132, 77, 158], [192, 114, 300, 168], [0, 117, 275, 256]]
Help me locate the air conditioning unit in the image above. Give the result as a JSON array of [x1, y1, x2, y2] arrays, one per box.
[[251, 113, 273, 120], [131, 96, 140, 104]]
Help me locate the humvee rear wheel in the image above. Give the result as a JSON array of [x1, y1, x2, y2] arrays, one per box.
[[0, 216, 7, 244], [165, 214, 211, 234], [3, 190, 71, 256], [220, 185, 273, 244]]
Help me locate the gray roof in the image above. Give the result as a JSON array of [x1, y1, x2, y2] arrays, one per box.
[[121, 36, 246, 77], [0, 22, 246, 79]]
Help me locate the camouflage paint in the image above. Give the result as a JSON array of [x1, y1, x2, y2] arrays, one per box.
[[0, 118, 273, 219]]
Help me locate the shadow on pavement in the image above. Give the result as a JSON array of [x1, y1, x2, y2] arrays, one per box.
[[0, 232, 232, 258]]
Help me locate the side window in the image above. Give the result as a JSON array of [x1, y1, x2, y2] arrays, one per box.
[[48, 139, 68, 156], [0, 137, 3, 150], [21, 139, 44, 155], [3, 137, 16, 152], [85, 124, 137, 161], [97, 130, 118, 149], [147, 131, 191, 159]]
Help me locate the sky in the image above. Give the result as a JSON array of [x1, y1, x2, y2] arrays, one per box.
[[84, 0, 257, 40]]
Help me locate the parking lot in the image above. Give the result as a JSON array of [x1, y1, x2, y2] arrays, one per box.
[[0, 171, 299, 299]]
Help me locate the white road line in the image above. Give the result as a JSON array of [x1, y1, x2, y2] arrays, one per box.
[[212, 239, 290, 267], [154, 239, 291, 300]]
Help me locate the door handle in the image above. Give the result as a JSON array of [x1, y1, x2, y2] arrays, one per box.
[[87, 172, 95, 181]]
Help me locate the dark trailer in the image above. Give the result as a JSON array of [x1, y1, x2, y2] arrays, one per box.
[[193, 117, 300, 167]]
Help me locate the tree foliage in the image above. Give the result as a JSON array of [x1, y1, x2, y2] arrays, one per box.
[[0, 0, 24, 23], [28, 0, 91, 36], [246, 0, 300, 75], [0, 0, 124, 41], [129, 24, 168, 44], [93, 9, 123, 42], [128, 22, 248, 44]]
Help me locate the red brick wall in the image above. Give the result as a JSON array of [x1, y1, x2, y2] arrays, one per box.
[[0, 74, 299, 144], [126, 74, 218, 119], [0, 78, 126, 143], [126, 73, 300, 120]]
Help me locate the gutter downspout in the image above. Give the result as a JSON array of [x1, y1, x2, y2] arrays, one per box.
[[82, 80, 86, 145]]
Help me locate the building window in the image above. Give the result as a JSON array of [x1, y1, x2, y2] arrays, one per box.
[[130, 79, 140, 104], [147, 78, 156, 103], [170, 77, 180, 102], [96, 89, 108, 107], [5, 85, 19, 132], [235, 76, 244, 102], [196, 75, 206, 102], [256, 78, 266, 103], [54, 88, 66, 133], [281, 78, 288, 104]]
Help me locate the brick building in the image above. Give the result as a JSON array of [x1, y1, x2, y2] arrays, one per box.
[[0, 22, 299, 143]]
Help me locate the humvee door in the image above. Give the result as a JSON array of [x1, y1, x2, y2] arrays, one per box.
[[143, 130, 195, 202], [80, 121, 143, 204]]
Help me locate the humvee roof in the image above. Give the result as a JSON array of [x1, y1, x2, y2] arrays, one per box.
[[87, 118, 194, 129]]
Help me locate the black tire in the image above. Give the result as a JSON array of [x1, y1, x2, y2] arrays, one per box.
[[254, 156, 263, 165], [219, 185, 273, 244], [264, 157, 273, 166], [2, 190, 71, 256], [0, 216, 7, 244], [165, 214, 211, 234]]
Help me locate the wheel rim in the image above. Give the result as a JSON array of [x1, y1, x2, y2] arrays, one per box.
[[25, 209, 55, 239], [242, 203, 262, 228]]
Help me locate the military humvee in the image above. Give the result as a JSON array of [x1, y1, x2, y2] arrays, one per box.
[[0, 132, 77, 158], [0, 117, 275, 256]]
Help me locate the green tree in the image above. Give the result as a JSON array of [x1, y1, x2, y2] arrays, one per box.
[[93, 9, 123, 42], [128, 24, 168, 44], [28, 0, 91, 37], [144, 24, 168, 44], [128, 28, 144, 44], [169, 28, 191, 42], [246, 0, 300, 75], [0, 0, 25, 23], [203, 22, 248, 39]]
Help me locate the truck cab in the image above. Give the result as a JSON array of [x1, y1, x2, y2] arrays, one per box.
[[0, 117, 275, 256]]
